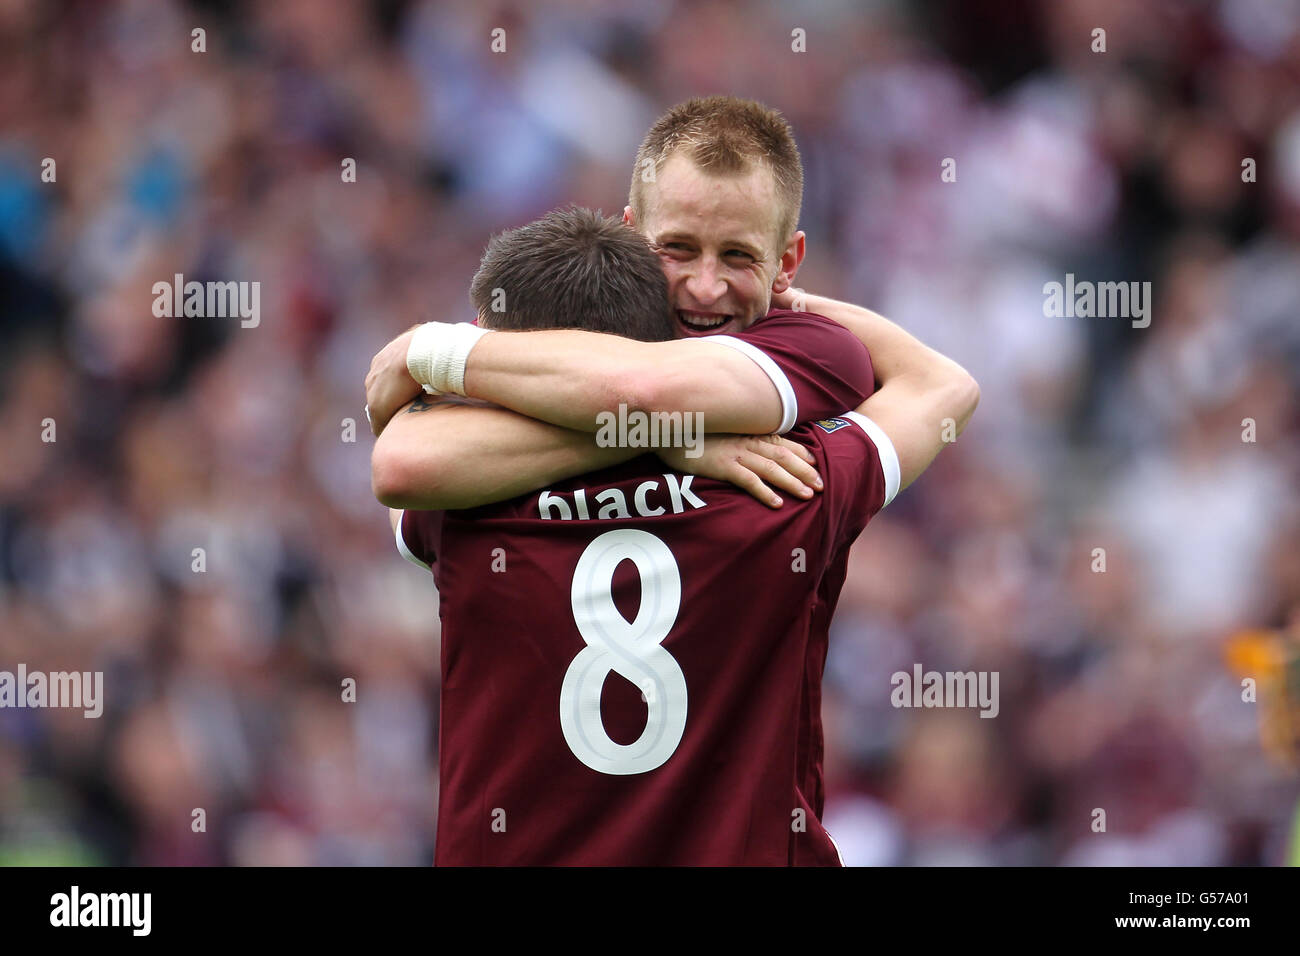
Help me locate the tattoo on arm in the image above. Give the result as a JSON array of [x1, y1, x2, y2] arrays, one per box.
[[406, 394, 441, 415]]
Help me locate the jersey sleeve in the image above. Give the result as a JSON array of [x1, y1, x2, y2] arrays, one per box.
[[813, 411, 901, 546], [705, 311, 875, 432], [395, 509, 445, 570]]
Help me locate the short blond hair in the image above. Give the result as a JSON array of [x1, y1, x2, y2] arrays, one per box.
[[629, 96, 804, 250]]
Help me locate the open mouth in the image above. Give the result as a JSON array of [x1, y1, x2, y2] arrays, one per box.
[[676, 310, 733, 335]]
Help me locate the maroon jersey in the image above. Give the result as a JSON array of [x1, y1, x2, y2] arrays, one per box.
[[706, 309, 875, 432], [398, 409, 899, 866], [395, 312, 885, 865]]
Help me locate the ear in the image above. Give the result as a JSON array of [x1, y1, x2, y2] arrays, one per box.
[[622, 205, 636, 227], [770, 231, 806, 294]]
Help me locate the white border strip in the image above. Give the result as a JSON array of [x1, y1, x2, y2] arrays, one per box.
[[704, 335, 798, 433], [844, 411, 901, 507], [826, 827, 847, 867], [393, 510, 431, 570]]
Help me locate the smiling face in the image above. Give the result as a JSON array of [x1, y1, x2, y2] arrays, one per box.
[[627, 152, 804, 338]]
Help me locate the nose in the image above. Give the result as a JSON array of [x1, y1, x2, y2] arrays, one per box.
[[683, 257, 727, 306]]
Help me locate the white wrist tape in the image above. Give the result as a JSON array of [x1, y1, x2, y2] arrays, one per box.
[[406, 322, 491, 396]]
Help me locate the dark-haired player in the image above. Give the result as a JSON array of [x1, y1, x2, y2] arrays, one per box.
[[372, 205, 977, 864]]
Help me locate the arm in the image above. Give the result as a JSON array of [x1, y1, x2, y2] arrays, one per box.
[[366, 326, 785, 437], [781, 290, 979, 491], [372, 395, 641, 511], [462, 330, 785, 433], [372, 396, 824, 511]]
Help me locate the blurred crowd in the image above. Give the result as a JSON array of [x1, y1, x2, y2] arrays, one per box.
[[1, 0, 1297, 865]]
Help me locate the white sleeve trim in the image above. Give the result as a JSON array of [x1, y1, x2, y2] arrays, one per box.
[[701, 335, 798, 433], [843, 411, 901, 508], [393, 510, 431, 570]]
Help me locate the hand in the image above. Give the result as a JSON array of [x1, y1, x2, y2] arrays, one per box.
[[657, 434, 822, 508], [770, 285, 807, 312], [364, 327, 423, 436]]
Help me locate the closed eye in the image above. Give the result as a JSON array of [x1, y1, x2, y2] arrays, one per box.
[[657, 242, 693, 257]]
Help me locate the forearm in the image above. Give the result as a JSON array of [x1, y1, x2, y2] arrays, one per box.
[[796, 293, 966, 388], [857, 372, 980, 490], [371, 398, 641, 510], [777, 292, 979, 491], [462, 330, 782, 433]]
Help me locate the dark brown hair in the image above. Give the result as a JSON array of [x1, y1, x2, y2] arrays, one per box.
[[629, 96, 804, 247], [470, 207, 675, 342]]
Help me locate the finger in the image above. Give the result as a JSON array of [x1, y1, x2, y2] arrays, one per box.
[[752, 442, 822, 491], [771, 447, 822, 491], [369, 398, 396, 436], [726, 463, 783, 508], [774, 436, 817, 467], [743, 453, 814, 499]]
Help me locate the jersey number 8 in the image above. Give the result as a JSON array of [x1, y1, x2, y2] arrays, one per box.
[[559, 529, 688, 775]]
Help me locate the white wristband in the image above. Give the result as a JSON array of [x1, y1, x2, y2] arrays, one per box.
[[406, 322, 491, 396]]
